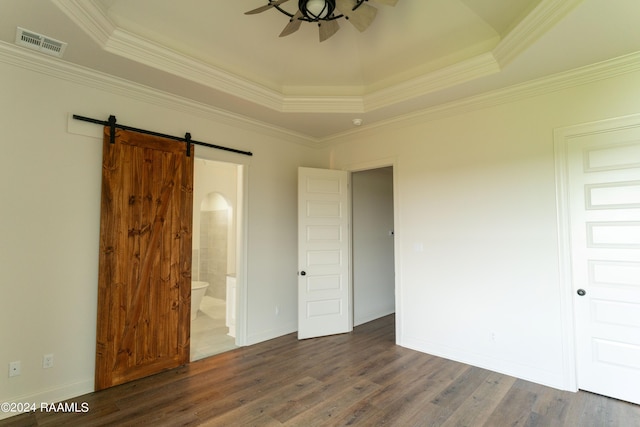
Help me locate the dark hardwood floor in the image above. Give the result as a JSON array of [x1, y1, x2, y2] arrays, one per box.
[[2, 315, 639, 426]]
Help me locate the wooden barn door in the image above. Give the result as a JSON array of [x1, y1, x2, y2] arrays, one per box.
[[95, 127, 194, 390]]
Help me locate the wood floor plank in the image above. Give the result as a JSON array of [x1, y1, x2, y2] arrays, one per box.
[[273, 375, 378, 424], [484, 379, 540, 426], [430, 365, 493, 413], [525, 383, 572, 427], [2, 315, 639, 427], [439, 371, 517, 427], [357, 357, 475, 425], [282, 378, 382, 427], [608, 397, 640, 427], [203, 376, 323, 426]]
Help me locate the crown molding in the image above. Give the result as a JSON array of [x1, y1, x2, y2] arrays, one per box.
[[0, 41, 321, 148], [493, 0, 584, 67], [326, 51, 640, 145], [104, 27, 286, 112], [364, 52, 501, 111], [282, 96, 364, 113], [3, 39, 639, 148], [50, 0, 114, 45], [49, 0, 569, 116], [52, 0, 287, 111]]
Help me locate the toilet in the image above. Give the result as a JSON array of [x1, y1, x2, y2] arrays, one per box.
[[191, 281, 209, 321]]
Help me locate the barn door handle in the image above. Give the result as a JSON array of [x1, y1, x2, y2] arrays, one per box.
[[577, 289, 586, 296]]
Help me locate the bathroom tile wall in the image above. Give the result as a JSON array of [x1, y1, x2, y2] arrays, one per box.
[[199, 210, 228, 300], [191, 249, 199, 281]]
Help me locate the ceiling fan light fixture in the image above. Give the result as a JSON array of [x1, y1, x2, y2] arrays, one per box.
[[299, 0, 335, 20], [246, 0, 398, 42]]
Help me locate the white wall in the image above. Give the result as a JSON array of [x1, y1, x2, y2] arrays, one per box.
[[3, 39, 640, 417], [0, 47, 324, 415], [352, 167, 395, 325], [329, 68, 640, 389]]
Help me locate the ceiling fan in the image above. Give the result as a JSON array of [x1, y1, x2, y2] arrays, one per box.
[[245, 0, 400, 42]]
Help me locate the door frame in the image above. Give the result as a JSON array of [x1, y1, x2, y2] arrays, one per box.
[[553, 112, 640, 393], [194, 149, 251, 347], [344, 157, 401, 344]]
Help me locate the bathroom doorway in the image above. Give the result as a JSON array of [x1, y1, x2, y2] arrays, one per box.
[[191, 159, 241, 361]]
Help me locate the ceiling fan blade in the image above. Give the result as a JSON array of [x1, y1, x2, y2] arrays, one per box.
[[319, 19, 340, 42], [335, 0, 378, 32], [370, 0, 399, 6], [280, 10, 303, 37], [245, 0, 290, 15]]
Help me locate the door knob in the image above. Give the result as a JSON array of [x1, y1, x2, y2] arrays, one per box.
[[300, 271, 306, 276], [577, 289, 586, 296]]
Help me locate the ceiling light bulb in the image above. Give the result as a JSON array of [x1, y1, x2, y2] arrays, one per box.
[[302, 0, 332, 19]]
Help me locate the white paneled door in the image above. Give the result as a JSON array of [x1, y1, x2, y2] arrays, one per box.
[[565, 121, 640, 404], [298, 167, 352, 340]]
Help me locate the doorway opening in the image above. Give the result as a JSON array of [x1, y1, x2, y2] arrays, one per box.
[[352, 166, 396, 327], [296, 164, 397, 340], [191, 159, 241, 360]]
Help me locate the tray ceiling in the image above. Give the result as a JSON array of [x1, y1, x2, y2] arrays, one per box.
[[1, 0, 640, 140]]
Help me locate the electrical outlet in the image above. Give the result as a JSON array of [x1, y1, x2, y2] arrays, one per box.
[[43, 354, 54, 369], [9, 361, 21, 377]]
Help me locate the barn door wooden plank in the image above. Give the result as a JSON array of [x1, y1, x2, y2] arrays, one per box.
[[95, 127, 193, 390]]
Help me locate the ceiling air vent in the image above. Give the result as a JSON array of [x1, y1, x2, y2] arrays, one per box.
[[15, 27, 67, 58]]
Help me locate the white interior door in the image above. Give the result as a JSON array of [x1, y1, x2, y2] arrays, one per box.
[[566, 123, 640, 404], [298, 167, 351, 339]]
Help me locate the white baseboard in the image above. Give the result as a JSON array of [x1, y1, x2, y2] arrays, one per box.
[[400, 335, 568, 392], [246, 322, 297, 346], [354, 309, 395, 327]]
